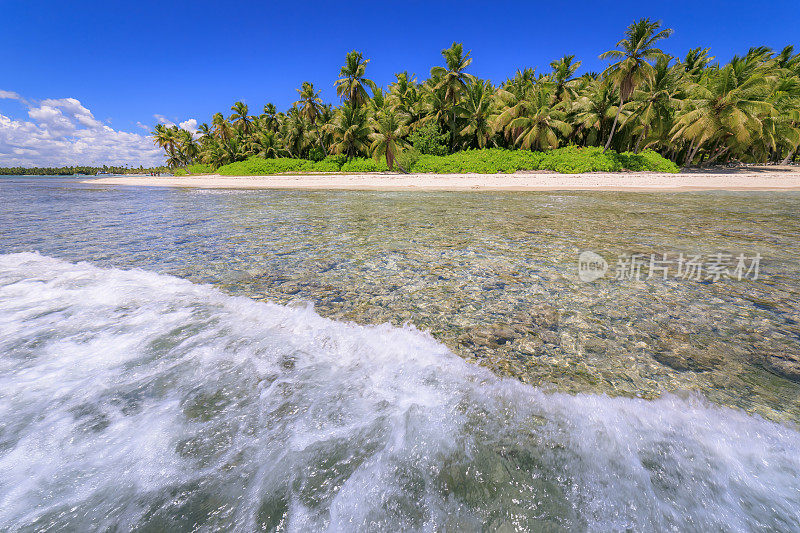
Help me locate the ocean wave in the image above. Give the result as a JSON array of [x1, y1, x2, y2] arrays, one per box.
[[1, 252, 799, 531]]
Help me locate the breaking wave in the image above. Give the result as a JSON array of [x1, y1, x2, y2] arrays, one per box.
[[1, 253, 799, 531]]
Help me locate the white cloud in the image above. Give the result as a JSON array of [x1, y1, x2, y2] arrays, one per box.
[[0, 93, 164, 167], [153, 114, 175, 126], [179, 118, 198, 134], [0, 90, 23, 101]]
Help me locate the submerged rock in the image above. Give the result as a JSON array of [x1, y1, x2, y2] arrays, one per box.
[[653, 343, 723, 372], [761, 351, 800, 382], [582, 336, 607, 355], [460, 324, 518, 347]]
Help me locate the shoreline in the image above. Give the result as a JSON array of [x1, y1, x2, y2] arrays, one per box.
[[84, 168, 800, 192]]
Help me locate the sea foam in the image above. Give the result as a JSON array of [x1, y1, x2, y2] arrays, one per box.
[[1, 252, 798, 531]]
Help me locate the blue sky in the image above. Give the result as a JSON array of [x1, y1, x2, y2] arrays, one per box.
[[1, 0, 798, 166]]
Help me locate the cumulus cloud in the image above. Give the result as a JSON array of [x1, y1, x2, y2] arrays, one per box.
[[0, 91, 164, 167], [179, 118, 198, 134]]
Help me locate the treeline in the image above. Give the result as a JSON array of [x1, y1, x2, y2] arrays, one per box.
[[0, 165, 168, 176], [153, 18, 800, 171]]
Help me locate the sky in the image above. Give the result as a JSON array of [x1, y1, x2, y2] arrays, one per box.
[[1, 0, 799, 167]]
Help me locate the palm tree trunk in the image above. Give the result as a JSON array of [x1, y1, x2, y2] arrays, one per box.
[[634, 126, 647, 153], [682, 140, 695, 169], [688, 142, 702, 167], [604, 95, 624, 152], [781, 149, 796, 166], [386, 148, 394, 171], [705, 145, 730, 165], [449, 110, 456, 153]]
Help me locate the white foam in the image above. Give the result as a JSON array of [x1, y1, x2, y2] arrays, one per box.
[[1, 252, 798, 531]]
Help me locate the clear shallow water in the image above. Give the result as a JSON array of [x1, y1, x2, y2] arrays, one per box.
[[1, 176, 800, 530]]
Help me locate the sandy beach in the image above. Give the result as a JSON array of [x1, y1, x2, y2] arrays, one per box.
[[87, 167, 800, 191]]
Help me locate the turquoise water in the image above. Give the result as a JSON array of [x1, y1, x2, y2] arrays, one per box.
[[1, 176, 800, 530]]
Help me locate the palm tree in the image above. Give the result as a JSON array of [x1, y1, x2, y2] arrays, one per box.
[[671, 64, 773, 166], [626, 55, 685, 152], [599, 18, 673, 150], [549, 55, 582, 103], [456, 78, 496, 149], [247, 130, 288, 159], [151, 124, 175, 153], [229, 102, 252, 136], [153, 33, 800, 167], [572, 80, 619, 146], [763, 73, 800, 163], [177, 129, 199, 166], [294, 82, 323, 124], [212, 112, 232, 142], [422, 80, 452, 135], [370, 110, 409, 171], [329, 103, 370, 159], [282, 106, 310, 158], [197, 123, 213, 138], [683, 47, 715, 79], [335, 50, 376, 108], [200, 139, 230, 169], [496, 85, 571, 150], [431, 42, 474, 150], [261, 103, 279, 132], [503, 68, 537, 99]]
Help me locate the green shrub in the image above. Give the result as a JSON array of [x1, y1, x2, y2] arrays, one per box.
[[323, 154, 348, 167], [216, 158, 314, 175], [406, 146, 678, 174], [395, 148, 421, 172], [340, 157, 389, 173], [174, 163, 212, 176], [539, 146, 620, 173], [210, 148, 679, 176], [308, 146, 326, 162], [310, 159, 341, 172], [617, 149, 680, 173], [410, 122, 449, 156], [410, 148, 542, 174]]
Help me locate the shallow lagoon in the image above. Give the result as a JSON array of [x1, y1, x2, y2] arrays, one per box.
[[2, 177, 800, 530], [4, 177, 799, 421]]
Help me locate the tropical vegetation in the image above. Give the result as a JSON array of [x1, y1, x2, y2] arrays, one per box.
[[153, 18, 800, 174], [0, 165, 167, 176]]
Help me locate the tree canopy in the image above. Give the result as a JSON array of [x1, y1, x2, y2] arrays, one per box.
[[153, 18, 800, 170]]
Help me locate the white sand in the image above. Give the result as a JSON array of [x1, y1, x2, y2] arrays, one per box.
[[86, 167, 800, 191]]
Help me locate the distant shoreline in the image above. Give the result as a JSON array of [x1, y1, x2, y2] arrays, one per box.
[[85, 168, 800, 192]]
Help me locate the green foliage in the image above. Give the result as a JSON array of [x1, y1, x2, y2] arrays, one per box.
[[152, 31, 800, 171], [174, 163, 212, 176], [407, 147, 678, 174], [395, 148, 421, 172], [409, 122, 449, 156], [617, 149, 681, 173], [217, 158, 314, 175], [0, 165, 167, 176], [323, 154, 348, 167], [308, 146, 326, 161], [213, 149, 678, 176], [214, 155, 389, 175], [538, 146, 618, 173], [411, 149, 540, 173], [340, 157, 389, 173], [309, 159, 341, 172]]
